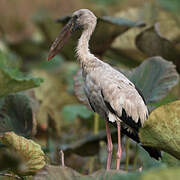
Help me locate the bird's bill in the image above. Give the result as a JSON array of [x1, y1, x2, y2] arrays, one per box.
[[47, 17, 79, 61]]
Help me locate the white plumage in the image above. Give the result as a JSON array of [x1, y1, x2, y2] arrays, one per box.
[[83, 59, 148, 126]]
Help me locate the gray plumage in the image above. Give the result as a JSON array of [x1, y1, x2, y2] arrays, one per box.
[[48, 9, 161, 161], [74, 9, 148, 132], [83, 57, 148, 130]]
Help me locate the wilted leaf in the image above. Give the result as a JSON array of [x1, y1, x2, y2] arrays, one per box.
[[34, 165, 180, 180], [136, 24, 180, 72], [56, 16, 145, 59], [61, 104, 92, 122], [0, 132, 46, 175], [34, 165, 128, 180], [112, 6, 180, 62], [127, 56, 179, 105], [139, 100, 180, 160], [91, 16, 145, 56], [34, 165, 82, 180], [0, 147, 22, 171], [0, 94, 36, 137]]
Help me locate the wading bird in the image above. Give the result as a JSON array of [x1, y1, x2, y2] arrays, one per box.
[[48, 9, 161, 170]]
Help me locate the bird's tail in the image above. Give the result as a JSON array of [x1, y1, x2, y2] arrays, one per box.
[[141, 145, 161, 160], [120, 126, 161, 160]]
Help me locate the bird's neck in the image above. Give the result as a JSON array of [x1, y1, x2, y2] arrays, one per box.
[[76, 27, 96, 68]]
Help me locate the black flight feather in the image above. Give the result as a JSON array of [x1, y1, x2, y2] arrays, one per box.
[[101, 88, 161, 160]]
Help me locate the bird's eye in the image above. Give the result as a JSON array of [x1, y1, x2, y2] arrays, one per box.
[[74, 15, 78, 19]]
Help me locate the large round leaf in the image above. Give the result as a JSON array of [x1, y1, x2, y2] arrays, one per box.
[[127, 56, 179, 104], [0, 51, 43, 97], [139, 100, 180, 160]]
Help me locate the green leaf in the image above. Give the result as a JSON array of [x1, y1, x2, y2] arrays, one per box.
[[127, 56, 179, 104], [138, 145, 164, 170], [141, 167, 180, 180], [0, 50, 21, 68], [158, 0, 180, 13], [0, 67, 43, 97], [0, 51, 43, 97], [162, 152, 180, 167], [87, 0, 119, 5], [38, 54, 64, 71], [0, 94, 36, 137], [139, 100, 180, 160], [61, 104, 93, 122]]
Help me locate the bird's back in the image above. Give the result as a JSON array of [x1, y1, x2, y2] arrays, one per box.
[[83, 60, 148, 130], [83, 60, 161, 160]]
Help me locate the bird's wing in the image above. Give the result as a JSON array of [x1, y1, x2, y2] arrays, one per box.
[[99, 69, 148, 130]]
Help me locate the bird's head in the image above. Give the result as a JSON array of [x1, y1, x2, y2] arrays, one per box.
[[47, 9, 97, 61], [72, 9, 97, 30]]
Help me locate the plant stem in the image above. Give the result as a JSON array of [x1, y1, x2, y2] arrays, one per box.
[[89, 113, 99, 173], [94, 113, 99, 135], [60, 150, 65, 167], [125, 137, 130, 171], [133, 144, 138, 170]]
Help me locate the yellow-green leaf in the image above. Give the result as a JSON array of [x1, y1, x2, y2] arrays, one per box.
[[141, 167, 180, 180], [139, 100, 180, 160], [0, 132, 46, 175]]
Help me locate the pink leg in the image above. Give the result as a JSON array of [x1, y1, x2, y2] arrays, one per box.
[[105, 121, 113, 170], [116, 122, 122, 170]]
